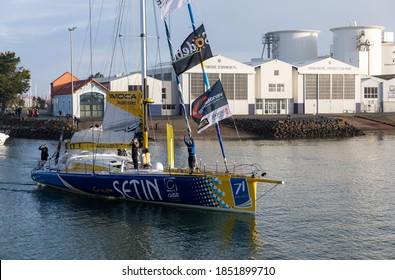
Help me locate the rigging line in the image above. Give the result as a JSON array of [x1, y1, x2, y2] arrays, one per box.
[[78, 0, 95, 79], [193, 0, 204, 24], [131, 0, 141, 77], [230, 115, 249, 162], [117, 24, 130, 77], [108, 0, 126, 77], [147, 1, 163, 154], [89, 0, 94, 77], [163, 19, 192, 137], [256, 184, 280, 202], [92, 0, 105, 60], [75, 12, 90, 78]]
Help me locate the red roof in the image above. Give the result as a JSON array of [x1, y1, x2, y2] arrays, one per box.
[[52, 78, 109, 96]]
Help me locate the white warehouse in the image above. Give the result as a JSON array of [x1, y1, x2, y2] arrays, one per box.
[[52, 24, 395, 118]]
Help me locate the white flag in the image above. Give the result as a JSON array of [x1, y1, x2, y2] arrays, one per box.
[[156, 0, 194, 20]]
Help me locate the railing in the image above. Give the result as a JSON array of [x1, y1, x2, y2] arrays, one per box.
[[166, 160, 265, 178], [36, 157, 266, 179]]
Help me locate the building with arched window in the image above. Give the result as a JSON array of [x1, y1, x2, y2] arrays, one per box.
[[51, 72, 108, 119]]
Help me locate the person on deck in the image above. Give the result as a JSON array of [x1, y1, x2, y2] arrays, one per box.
[[184, 135, 196, 174], [130, 138, 140, 169], [38, 144, 49, 165]]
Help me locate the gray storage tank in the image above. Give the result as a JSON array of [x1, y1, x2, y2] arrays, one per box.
[[263, 30, 320, 62]]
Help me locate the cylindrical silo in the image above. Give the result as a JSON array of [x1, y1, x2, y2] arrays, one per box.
[[265, 30, 320, 62], [330, 25, 384, 75]]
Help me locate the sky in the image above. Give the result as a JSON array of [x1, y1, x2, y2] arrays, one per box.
[[1, 0, 394, 99]]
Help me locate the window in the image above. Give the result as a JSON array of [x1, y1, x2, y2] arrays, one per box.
[[190, 73, 219, 99], [364, 87, 378, 99], [332, 74, 343, 99], [344, 74, 355, 99], [256, 99, 263, 110], [305, 74, 317, 99], [208, 73, 220, 87], [265, 99, 285, 114], [80, 92, 104, 118], [190, 73, 204, 99], [277, 83, 284, 92], [192, 73, 245, 100], [162, 104, 176, 110], [221, 73, 234, 99], [129, 85, 142, 91], [163, 73, 172, 81], [319, 74, 330, 99], [274, 70, 279, 76], [235, 74, 247, 100], [269, 83, 276, 92]]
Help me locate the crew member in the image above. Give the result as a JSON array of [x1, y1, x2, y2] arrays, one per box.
[[184, 135, 196, 174], [130, 138, 139, 169]]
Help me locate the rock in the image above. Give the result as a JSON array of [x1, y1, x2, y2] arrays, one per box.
[[222, 117, 364, 139], [0, 117, 75, 140]]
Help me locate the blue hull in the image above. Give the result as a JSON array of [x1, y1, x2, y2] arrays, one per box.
[[31, 170, 257, 213]]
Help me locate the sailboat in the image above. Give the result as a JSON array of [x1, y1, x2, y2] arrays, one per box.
[[0, 131, 9, 145], [31, 0, 283, 214]]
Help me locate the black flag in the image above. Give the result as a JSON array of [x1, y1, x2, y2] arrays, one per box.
[[172, 24, 213, 75]]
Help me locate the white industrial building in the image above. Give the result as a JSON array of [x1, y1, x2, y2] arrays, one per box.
[[294, 58, 361, 114], [361, 75, 395, 113], [51, 24, 395, 118], [181, 55, 256, 115], [147, 55, 256, 116], [252, 57, 361, 115], [381, 77, 395, 112], [254, 59, 294, 115], [256, 25, 395, 115]]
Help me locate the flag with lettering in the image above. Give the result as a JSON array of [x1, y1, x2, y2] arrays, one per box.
[[191, 80, 232, 134], [172, 24, 213, 76], [156, 0, 194, 20]]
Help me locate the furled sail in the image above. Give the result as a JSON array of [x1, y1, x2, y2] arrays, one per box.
[[102, 90, 141, 130], [70, 90, 142, 149]]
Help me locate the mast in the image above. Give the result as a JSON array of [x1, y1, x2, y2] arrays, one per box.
[[186, 3, 229, 172], [140, 0, 153, 167]]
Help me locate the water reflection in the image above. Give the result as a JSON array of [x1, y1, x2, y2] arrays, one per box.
[[31, 187, 262, 259]]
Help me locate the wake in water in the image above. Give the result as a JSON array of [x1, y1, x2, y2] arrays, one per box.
[[0, 181, 36, 186], [0, 181, 37, 194]]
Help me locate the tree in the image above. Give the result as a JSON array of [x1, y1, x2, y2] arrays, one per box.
[[89, 72, 104, 79], [36, 96, 47, 109], [0, 51, 31, 114]]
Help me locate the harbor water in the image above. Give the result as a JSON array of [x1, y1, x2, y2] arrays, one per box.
[[0, 132, 394, 260]]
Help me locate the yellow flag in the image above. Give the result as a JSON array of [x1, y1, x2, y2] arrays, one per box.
[[166, 124, 174, 169]]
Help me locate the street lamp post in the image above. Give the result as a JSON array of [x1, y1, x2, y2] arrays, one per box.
[[68, 27, 77, 123]]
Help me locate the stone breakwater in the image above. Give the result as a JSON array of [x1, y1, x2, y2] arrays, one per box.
[[222, 117, 364, 139], [0, 117, 75, 140], [1, 116, 365, 140]]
